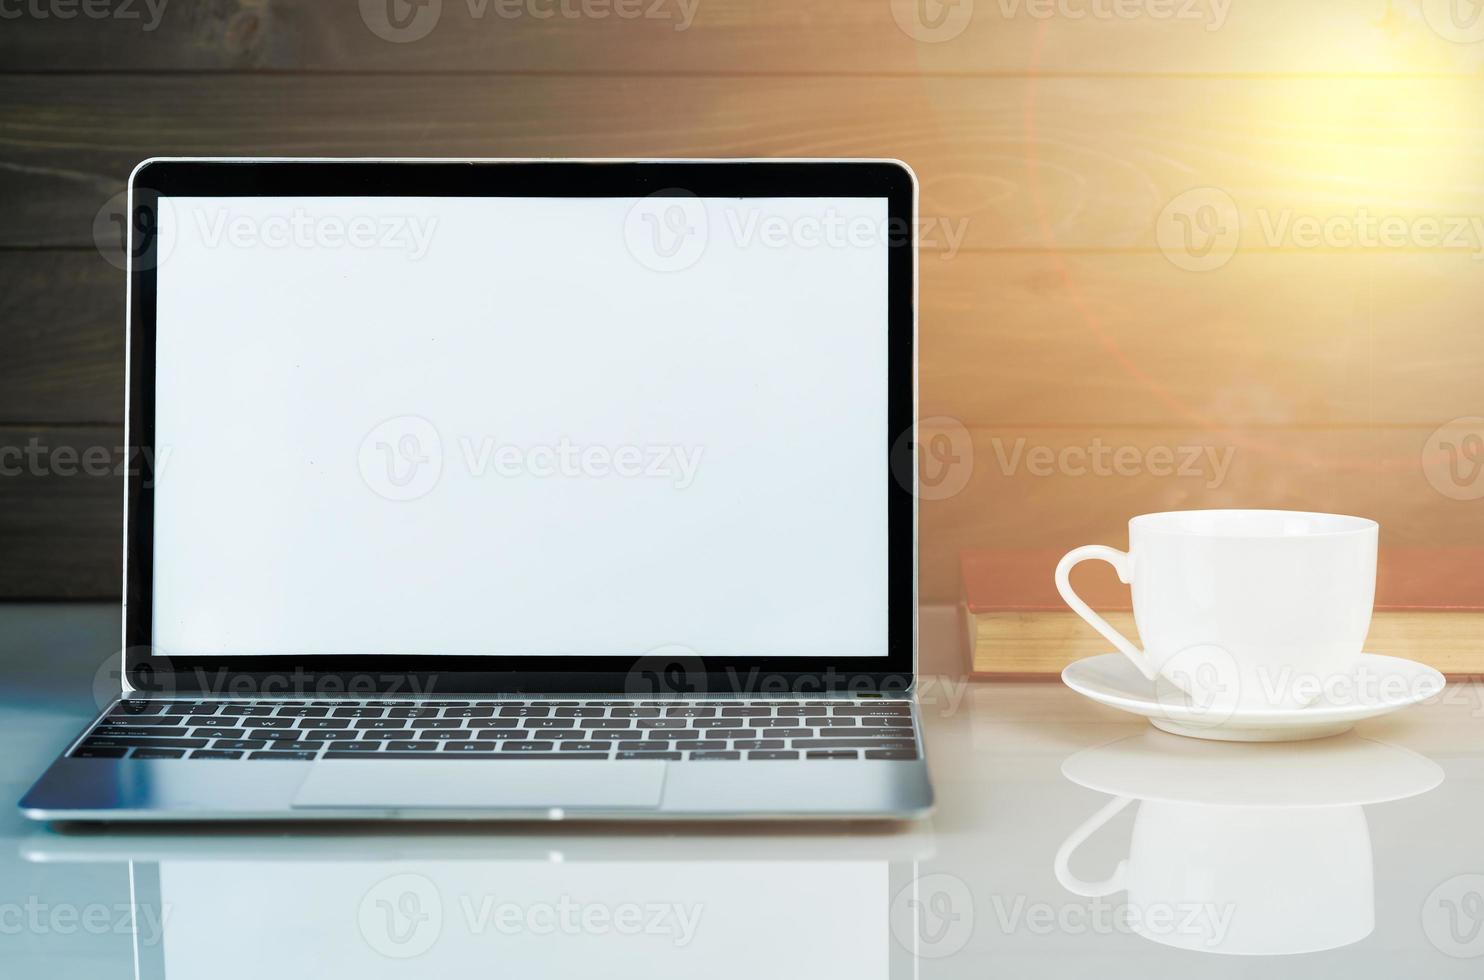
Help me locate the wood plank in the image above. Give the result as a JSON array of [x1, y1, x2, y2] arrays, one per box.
[[923, 250, 1484, 428], [961, 544, 1484, 610], [0, 252, 123, 424], [965, 610, 1484, 677], [2, 75, 1482, 252], [0, 0, 1476, 75], [917, 423, 1484, 600], [0, 426, 123, 598]]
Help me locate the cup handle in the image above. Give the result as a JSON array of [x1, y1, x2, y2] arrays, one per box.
[[1054, 545, 1156, 681], [1054, 796, 1134, 898]]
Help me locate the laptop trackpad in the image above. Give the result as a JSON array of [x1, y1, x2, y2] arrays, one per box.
[[291, 761, 666, 810]]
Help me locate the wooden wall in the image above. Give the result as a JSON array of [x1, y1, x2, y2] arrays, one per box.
[[3, 0, 1483, 601]]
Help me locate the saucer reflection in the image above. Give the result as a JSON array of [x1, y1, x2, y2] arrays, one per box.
[[1055, 731, 1444, 956]]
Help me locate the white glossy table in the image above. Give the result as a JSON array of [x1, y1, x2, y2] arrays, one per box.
[[3, 604, 1482, 977]]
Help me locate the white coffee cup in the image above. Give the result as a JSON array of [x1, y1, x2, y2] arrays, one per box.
[[1055, 510, 1377, 712]]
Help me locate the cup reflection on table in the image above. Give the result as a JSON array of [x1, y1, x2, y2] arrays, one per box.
[[1055, 731, 1444, 956]]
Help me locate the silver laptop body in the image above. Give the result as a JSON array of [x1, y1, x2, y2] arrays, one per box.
[[20, 158, 932, 821]]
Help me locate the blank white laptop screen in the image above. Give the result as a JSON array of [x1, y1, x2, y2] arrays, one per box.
[[150, 195, 891, 657]]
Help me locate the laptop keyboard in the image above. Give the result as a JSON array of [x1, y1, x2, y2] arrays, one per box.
[[69, 699, 921, 762]]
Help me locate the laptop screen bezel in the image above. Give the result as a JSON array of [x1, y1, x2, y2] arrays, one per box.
[[123, 159, 917, 696]]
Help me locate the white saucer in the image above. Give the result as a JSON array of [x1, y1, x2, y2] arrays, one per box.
[[1061, 653, 1445, 742], [1061, 731, 1444, 806]]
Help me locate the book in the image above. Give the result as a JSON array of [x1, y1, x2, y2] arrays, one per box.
[[961, 547, 1484, 677]]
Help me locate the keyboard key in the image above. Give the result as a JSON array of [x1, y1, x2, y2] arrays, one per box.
[[132, 748, 186, 759], [212, 739, 268, 751], [311, 730, 360, 742], [735, 739, 784, 750], [748, 750, 800, 760], [418, 730, 472, 740], [103, 715, 178, 726], [467, 719, 519, 729], [760, 728, 814, 738], [410, 719, 460, 729], [275, 707, 327, 718], [166, 704, 220, 716], [475, 729, 529, 741], [442, 707, 494, 718], [705, 729, 749, 740], [500, 706, 551, 718], [810, 718, 859, 727], [84, 736, 209, 750], [689, 751, 741, 760], [792, 739, 916, 751], [721, 707, 769, 717], [540, 729, 589, 740], [249, 751, 319, 761], [332, 707, 384, 718], [387, 708, 439, 718], [648, 729, 698, 740], [522, 718, 576, 729], [664, 707, 714, 718], [324, 751, 590, 760], [817, 728, 914, 739], [616, 751, 681, 760], [675, 740, 727, 751], [385, 741, 440, 752], [190, 750, 243, 759], [554, 707, 606, 718], [807, 750, 859, 760], [296, 720, 349, 732], [188, 727, 246, 739], [330, 741, 385, 752], [423, 701, 471, 707], [96, 726, 183, 738], [71, 747, 127, 758], [503, 741, 558, 752], [440, 742, 495, 752], [581, 730, 631, 741], [586, 718, 632, 730], [559, 742, 614, 752], [618, 741, 660, 752], [832, 706, 911, 717], [355, 719, 409, 730], [637, 719, 687, 729], [247, 729, 306, 741], [865, 749, 920, 760], [249, 718, 296, 730], [610, 708, 660, 718]]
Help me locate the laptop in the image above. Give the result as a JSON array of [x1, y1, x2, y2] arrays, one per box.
[[20, 158, 932, 821]]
